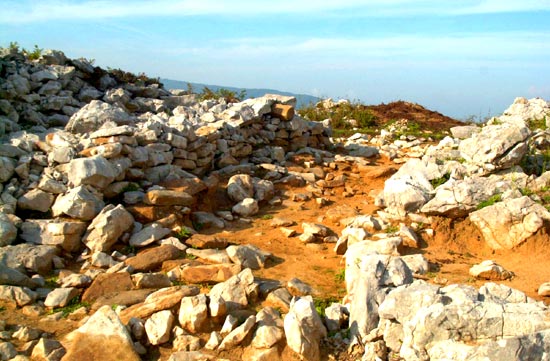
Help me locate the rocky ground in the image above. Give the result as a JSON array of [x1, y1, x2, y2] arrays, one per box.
[[0, 47, 550, 361]]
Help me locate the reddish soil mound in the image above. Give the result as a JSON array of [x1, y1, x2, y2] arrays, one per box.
[[366, 100, 464, 131]]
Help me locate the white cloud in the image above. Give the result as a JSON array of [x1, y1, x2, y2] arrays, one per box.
[[1, 0, 550, 24], [163, 31, 550, 65]]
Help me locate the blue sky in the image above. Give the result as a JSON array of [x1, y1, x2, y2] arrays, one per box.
[[1, 1, 550, 119]]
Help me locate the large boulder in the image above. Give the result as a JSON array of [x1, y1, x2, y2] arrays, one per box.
[[427, 331, 550, 361], [62, 305, 140, 361], [0, 244, 59, 275], [346, 253, 413, 341], [52, 186, 104, 221], [379, 158, 441, 217], [0, 213, 17, 247], [283, 296, 327, 361], [376, 280, 550, 360], [20, 219, 87, 252], [16, 189, 55, 213], [421, 175, 516, 218], [208, 268, 255, 317], [65, 100, 135, 134], [498, 97, 550, 126], [459, 122, 531, 170], [67, 155, 117, 189], [227, 174, 254, 202], [469, 196, 550, 250], [82, 204, 134, 252], [0, 157, 15, 183]]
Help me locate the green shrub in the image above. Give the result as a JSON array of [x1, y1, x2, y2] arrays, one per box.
[[25, 45, 42, 60], [175, 227, 193, 240], [298, 101, 377, 135], [476, 194, 502, 210], [430, 173, 450, 188], [198, 87, 245, 102]]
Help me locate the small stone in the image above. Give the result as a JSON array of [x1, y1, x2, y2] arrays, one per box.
[[178, 294, 208, 333], [287, 278, 314, 296], [280, 227, 296, 238], [44, 287, 80, 308], [537, 282, 550, 296], [469, 260, 514, 280], [204, 331, 222, 350], [218, 315, 256, 351], [232, 198, 259, 217], [145, 310, 174, 345]]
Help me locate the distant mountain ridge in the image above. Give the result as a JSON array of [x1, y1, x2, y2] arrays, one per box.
[[161, 79, 320, 109]]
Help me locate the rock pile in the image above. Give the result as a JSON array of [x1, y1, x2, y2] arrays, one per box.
[[0, 46, 550, 361]]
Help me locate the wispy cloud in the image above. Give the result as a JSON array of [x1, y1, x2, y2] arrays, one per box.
[[1, 0, 550, 24], [162, 31, 550, 65]]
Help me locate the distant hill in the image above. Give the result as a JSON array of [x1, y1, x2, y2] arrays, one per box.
[[160, 79, 321, 109]]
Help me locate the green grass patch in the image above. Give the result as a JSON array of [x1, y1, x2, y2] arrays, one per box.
[[313, 296, 340, 318], [50, 297, 90, 318], [298, 101, 377, 133], [175, 227, 193, 241], [198, 86, 246, 103], [430, 173, 450, 188], [527, 117, 547, 131], [476, 194, 502, 210], [122, 244, 136, 255], [334, 269, 345, 282], [44, 276, 59, 288], [122, 183, 140, 192]]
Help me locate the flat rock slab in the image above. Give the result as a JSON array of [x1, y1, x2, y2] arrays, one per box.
[[81, 272, 134, 303], [0, 244, 59, 275], [119, 286, 199, 324], [169, 263, 242, 284], [159, 177, 207, 196], [91, 289, 153, 312], [186, 235, 228, 249], [125, 245, 182, 271], [143, 190, 194, 206]]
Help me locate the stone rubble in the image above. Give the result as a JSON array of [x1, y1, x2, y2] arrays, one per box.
[[0, 47, 549, 360]]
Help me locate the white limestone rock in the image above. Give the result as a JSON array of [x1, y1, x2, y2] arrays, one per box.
[[469, 260, 515, 280], [82, 204, 134, 252], [178, 294, 208, 333], [0, 213, 17, 247], [67, 155, 117, 189], [218, 315, 256, 351], [232, 198, 259, 217], [226, 244, 271, 270], [16, 189, 55, 213], [51, 186, 104, 221], [145, 310, 175, 345], [469, 196, 550, 250], [283, 296, 326, 361], [208, 268, 255, 317], [44, 287, 79, 308], [459, 122, 531, 169], [63, 305, 140, 360], [227, 174, 254, 202], [65, 100, 135, 134], [251, 307, 284, 349]]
